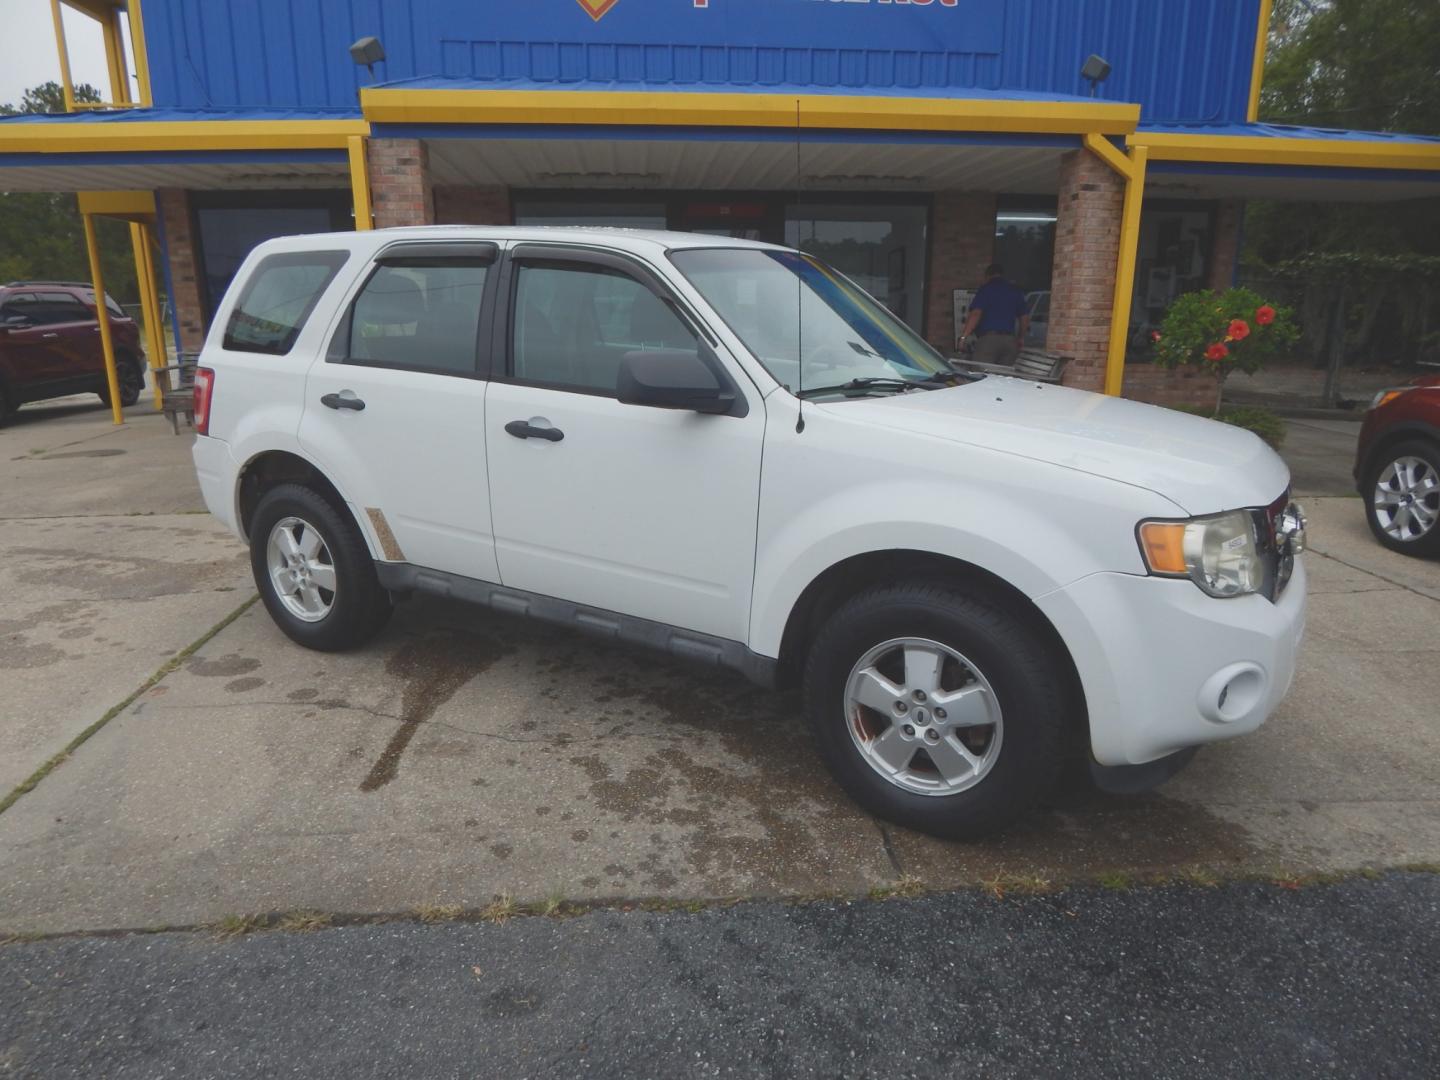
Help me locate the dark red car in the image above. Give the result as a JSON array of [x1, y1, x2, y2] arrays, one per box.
[[0, 281, 145, 425], [1354, 372, 1440, 557]]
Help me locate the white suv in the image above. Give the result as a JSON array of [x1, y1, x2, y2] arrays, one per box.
[[191, 227, 1307, 840]]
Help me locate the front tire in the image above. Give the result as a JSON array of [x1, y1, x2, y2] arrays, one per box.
[[97, 355, 144, 408], [803, 582, 1067, 841], [250, 483, 392, 651], [1364, 439, 1440, 558]]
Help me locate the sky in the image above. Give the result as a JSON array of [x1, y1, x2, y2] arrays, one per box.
[[0, 0, 121, 109]]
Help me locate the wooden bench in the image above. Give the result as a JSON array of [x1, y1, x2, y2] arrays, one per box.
[[953, 348, 1071, 384], [155, 354, 198, 434]]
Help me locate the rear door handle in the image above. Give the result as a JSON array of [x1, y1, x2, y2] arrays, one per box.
[[321, 392, 366, 412], [505, 419, 564, 443], [42, 332, 59, 339]]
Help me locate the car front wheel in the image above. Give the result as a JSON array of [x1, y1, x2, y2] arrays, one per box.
[[250, 483, 392, 651], [803, 582, 1067, 841], [1365, 439, 1440, 558], [97, 356, 144, 408]]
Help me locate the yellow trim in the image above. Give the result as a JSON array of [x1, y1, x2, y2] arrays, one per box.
[[82, 213, 124, 425], [77, 189, 156, 218], [128, 0, 153, 107], [1247, 0, 1274, 123], [1105, 145, 1147, 397], [360, 87, 1140, 136], [348, 135, 373, 230], [0, 119, 370, 154], [129, 222, 165, 408], [49, 0, 76, 112], [1127, 131, 1440, 172], [1082, 132, 1136, 180], [100, 12, 127, 104]]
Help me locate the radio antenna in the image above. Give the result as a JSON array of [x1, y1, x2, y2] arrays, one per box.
[[794, 98, 806, 435]]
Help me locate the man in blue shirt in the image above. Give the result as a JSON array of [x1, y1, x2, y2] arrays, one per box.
[[960, 264, 1031, 367]]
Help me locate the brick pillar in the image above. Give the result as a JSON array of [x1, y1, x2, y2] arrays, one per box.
[[1047, 149, 1125, 393], [156, 188, 206, 355], [924, 192, 997, 354], [368, 138, 434, 229], [1207, 199, 1244, 292], [434, 186, 512, 225]]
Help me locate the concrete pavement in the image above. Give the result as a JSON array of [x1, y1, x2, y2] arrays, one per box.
[[1, 404, 1438, 936]]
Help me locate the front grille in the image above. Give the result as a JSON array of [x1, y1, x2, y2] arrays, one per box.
[[1252, 490, 1300, 602]]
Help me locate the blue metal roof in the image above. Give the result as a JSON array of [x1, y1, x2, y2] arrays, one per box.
[[1137, 120, 1440, 147]]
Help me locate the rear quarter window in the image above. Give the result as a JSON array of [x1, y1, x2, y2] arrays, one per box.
[[223, 251, 349, 355]]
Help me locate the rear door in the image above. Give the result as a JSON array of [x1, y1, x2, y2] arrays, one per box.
[[298, 241, 502, 583], [482, 244, 765, 642]]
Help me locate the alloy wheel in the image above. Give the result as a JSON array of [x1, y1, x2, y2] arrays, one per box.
[[1374, 455, 1439, 543], [265, 516, 337, 622]]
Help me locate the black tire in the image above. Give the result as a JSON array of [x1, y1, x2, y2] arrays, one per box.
[[250, 482, 392, 651], [803, 582, 1068, 841], [97, 355, 144, 408], [0, 383, 12, 427], [1363, 439, 1440, 558]]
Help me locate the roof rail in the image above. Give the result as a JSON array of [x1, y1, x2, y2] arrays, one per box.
[[4, 280, 97, 288]]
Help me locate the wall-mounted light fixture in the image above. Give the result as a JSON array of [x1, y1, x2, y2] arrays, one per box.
[[1081, 54, 1113, 98], [350, 36, 386, 81]]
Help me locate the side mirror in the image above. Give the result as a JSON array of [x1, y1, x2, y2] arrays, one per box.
[[617, 346, 735, 415]]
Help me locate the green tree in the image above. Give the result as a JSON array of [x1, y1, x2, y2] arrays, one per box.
[[0, 82, 138, 305]]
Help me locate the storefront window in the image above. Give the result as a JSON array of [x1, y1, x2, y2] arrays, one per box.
[[994, 201, 1057, 347], [785, 203, 928, 332], [1130, 206, 1214, 343], [513, 200, 667, 229]]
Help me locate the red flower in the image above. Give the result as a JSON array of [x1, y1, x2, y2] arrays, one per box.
[[1204, 342, 1230, 363], [1228, 319, 1252, 341], [1150, 330, 1162, 343], [1255, 306, 1276, 326]]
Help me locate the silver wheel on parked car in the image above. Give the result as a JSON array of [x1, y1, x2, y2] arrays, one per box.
[[265, 515, 337, 623], [1373, 455, 1439, 543], [844, 636, 1004, 797]]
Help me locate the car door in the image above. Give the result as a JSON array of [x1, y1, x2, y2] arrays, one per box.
[[0, 293, 67, 391], [483, 244, 765, 643], [298, 240, 503, 583], [36, 291, 102, 389]]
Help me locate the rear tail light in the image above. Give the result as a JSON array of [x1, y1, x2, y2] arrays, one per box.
[[193, 367, 216, 435]]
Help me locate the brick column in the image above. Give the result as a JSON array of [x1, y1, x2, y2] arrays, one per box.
[[924, 191, 997, 354], [1207, 199, 1244, 292], [434, 186, 512, 225], [367, 138, 434, 229], [156, 188, 206, 355], [1046, 149, 1125, 393]]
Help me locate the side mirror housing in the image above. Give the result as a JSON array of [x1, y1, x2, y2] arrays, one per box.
[[616, 347, 735, 415]]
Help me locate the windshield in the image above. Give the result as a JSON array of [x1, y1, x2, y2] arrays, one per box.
[[669, 248, 952, 398]]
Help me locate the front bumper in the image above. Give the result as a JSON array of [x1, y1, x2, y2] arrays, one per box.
[[1035, 558, 1307, 767], [191, 434, 241, 539]]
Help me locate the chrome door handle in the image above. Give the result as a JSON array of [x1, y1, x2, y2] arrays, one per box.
[[42, 332, 59, 339]]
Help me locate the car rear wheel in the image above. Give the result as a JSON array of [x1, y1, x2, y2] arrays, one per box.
[[803, 582, 1067, 841], [97, 355, 144, 408], [250, 483, 392, 651], [1364, 439, 1440, 558]]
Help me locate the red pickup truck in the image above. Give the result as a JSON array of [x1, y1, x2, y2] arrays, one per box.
[[0, 281, 146, 425]]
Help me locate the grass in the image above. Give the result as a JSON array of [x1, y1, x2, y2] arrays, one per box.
[[212, 914, 267, 939], [0, 595, 259, 817], [275, 910, 332, 933], [868, 874, 926, 902], [1096, 870, 1134, 891], [415, 903, 464, 925], [981, 874, 1054, 900], [480, 895, 518, 924]]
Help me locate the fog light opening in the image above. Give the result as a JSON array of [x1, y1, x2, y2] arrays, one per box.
[[1198, 663, 1267, 724]]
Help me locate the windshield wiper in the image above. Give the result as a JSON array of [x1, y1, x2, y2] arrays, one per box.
[[797, 373, 968, 399]]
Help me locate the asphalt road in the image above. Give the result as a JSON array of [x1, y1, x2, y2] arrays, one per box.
[[4, 874, 1437, 1080]]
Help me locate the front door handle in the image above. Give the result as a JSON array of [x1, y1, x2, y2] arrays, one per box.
[[505, 419, 564, 443], [42, 332, 59, 339], [321, 392, 366, 412]]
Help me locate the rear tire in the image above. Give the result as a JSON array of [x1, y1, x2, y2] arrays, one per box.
[[1363, 439, 1440, 558], [250, 483, 392, 651], [803, 581, 1067, 841], [97, 354, 144, 408]]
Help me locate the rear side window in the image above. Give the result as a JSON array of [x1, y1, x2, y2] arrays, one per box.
[[223, 251, 348, 355], [347, 259, 489, 375]]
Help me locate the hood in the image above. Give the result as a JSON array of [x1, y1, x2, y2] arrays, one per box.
[[827, 376, 1290, 516]]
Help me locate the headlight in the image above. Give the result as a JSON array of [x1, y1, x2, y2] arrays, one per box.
[[1370, 386, 1411, 410], [1138, 511, 1262, 598]]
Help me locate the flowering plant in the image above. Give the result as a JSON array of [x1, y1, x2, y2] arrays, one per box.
[[1152, 287, 1298, 415]]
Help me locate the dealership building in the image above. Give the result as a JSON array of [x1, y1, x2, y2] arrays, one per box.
[[4, 0, 1439, 409]]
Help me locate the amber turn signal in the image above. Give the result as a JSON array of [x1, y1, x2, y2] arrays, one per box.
[[1138, 522, 1188, 575]]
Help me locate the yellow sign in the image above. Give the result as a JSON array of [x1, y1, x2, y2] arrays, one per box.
[[575, 0, 621, 19]]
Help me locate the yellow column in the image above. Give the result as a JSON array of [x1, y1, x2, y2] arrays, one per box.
[[48, 0, 76, 112], [130, 222, 165, 408], [83, 214, 124, 425], [1247, 0, 1274, 123], [1104, 146, 1147, 398], [348, 135, 373, 231]]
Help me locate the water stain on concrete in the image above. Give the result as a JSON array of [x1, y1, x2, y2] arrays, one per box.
[[187, 654, 261, 677], [40, 449, 126, 460], [225, 676, 265, 693], [287, 688, 320, 702], [358, 629, 512, 792], [483, 987, 544, 1018]]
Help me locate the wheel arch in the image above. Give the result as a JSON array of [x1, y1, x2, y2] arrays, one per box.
[[236, 449, 377, 557], [1358, 421, 1440, 491], [774, 549, 1089, 744]]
